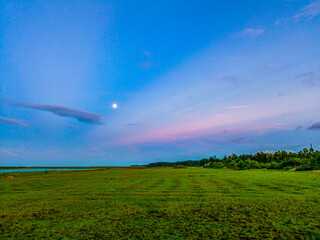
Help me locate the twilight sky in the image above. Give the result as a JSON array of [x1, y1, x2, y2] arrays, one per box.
[[0, 0, 320, 166]]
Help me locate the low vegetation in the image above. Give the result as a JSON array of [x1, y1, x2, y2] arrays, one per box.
[[1, 167, 320, 239], [148, 147, 320, 171]]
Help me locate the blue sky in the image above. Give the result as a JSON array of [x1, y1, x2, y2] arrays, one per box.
[[0, 0, 320, 166]]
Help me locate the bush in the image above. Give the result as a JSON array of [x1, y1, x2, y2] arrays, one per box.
[[173, 165, 187, 169]]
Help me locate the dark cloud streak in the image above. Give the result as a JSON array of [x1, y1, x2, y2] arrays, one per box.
[[307, 122, 320, 130], [5, 100, 103, 125], [0, 116, 29, 127]]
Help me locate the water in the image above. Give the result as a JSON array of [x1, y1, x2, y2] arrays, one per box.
[[0, 168, 92, 173]]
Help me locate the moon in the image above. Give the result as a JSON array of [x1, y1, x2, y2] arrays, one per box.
[[112, 103, 118, 109]]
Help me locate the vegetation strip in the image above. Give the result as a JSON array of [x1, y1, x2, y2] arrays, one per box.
[[1, 167, 320, 239]]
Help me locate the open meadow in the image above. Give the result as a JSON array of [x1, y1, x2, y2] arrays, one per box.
[[1, 168, 320, 239]]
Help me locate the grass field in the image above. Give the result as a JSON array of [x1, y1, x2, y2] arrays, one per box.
[[1, 168, 320, 239]]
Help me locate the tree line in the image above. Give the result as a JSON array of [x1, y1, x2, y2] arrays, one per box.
[[147, 146, 320, 171]]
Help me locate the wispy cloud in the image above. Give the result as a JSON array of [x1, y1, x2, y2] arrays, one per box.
[[0, 116, 29, 127], [0, 148, 19, 157], [0, 146, 107, 160], [240, 28, 265, 37], [221, 75, 240, 84], [224, 105, 249, 110], [6, 100, 102, 124], [230, 137, 253, 144], [142, 50, 153, 58], [307, 122, 320, 130], [68, 125, 80, 130], [263, 64, 280, 70], [294, 1, 320, 21], [125, 123, 138, 127], [297, 72, 320, 86], [252, 64, 280, 72], [138, 50, 154, 70], [137, 61, 152, 70]]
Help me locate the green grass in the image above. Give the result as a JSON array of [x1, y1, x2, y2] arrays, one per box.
[[1, 168, 320, 239]]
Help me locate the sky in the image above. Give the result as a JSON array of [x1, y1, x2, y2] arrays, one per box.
[[0, 0, 320, 166]]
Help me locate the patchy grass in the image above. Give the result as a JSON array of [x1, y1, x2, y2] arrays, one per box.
[[1, 168, 320, 239]]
